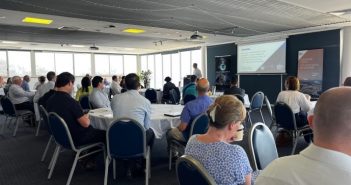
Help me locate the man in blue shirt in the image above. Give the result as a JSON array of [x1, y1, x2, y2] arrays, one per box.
[[167, 78, 213, 145], [21, 75, 31, 92]]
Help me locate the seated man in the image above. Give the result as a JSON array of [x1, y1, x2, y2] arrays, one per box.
[[21, 75, 31, 92], [8, 76, 35, 112], [47, 72, 105, 147], [111, 73, 155, 147], [110, 75, 122, 95], [182, 75, 198, 99], [256, 87, 351, 185], [89, 76, 110, 108], [224, 75, 245, 97], [34, 71, 56, 103], [167, 78, 213, 145]]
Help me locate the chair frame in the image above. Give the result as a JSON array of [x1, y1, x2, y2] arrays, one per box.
[[104, 118, 151, 185], [247, 91, 265, 126], [176, 155, 217, 185], [169, 113, 209, 171], [38, 105, 56, 163], [274, 102, 312, 155], [0, 97, 33, 136], [248, 122, 278, 170], [47, 112, 105, 185]]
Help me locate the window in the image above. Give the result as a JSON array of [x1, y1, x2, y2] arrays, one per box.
[[147, 55, 155, 88], [0, 51, 7, 76], [35, 52, 55, 76], [181, 51, 191, 80], [171, 53, 181, 85], [124, 55, 137, 74], [141, 56, 148, 72], [155, 54, 163, 89], [55, 53, 73, 74], [94, 54, 110, 75], [74, 53, 91, 76], [110, 55, 124, 75], [162, 54, 171, 83], [8, 51, 31, 77]]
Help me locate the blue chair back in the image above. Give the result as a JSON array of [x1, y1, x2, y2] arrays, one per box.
[[48, 112, 75, 150], [274, 102, 297, 130], [248, 122, 278, 170], [107, 118, 146, 158], [250, 91, 264, 110], [145, 88, 157, 103], [176, 155, 217, 185], [79, 96, 91, 110], [184, 94, 196, 104], [170, 88, 180, 104], [39, 105, 51, 135], [189, 113, 209, 140], [0, 97, 16, 116]]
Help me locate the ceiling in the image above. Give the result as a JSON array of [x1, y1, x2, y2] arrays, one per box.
[[0, 0, 350, 54]]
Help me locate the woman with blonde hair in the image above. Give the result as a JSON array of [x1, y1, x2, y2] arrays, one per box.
[[276, 76, 311, 127], [185, 95, 254, 185]]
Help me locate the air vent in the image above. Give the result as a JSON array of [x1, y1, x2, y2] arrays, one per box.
[[89, 46, 99, 50], [58, 26, 82, 31]]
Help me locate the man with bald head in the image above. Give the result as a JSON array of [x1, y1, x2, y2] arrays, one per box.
[[167, 78, 213, 146], [256, 87, 351, 185], [8, 76, 35, 112]]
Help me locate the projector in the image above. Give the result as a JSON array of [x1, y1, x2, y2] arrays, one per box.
[[89, 46, 99, 50], [190, 31, 203, 40]]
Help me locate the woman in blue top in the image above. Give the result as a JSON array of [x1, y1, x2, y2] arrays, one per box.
[[185, 95, 253, 185]]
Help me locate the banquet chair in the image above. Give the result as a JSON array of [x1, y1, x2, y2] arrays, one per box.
[[183, 94, 196, 104], [145, 88, 157, 103], [169, 113, 209, 170], [104, 118, 151, 185], [274, 102, 312, 155], [176, 155, 217, 185], [169, 88, 180, 104], [79, 95, 92, 110], [247, 91, 265, 125], [47, 112, 105, 185], [0, 97, 33, 136], [39, 105, 56, 163], [248, 122, 278, 170]]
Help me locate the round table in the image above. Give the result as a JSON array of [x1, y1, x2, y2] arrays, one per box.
[[89, 104, 183, 139]]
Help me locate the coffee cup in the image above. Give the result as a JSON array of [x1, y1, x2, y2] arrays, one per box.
[[234, 124, 244, 141]]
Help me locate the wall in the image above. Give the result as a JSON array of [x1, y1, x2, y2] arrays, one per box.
[[207, 29, 341, 101]]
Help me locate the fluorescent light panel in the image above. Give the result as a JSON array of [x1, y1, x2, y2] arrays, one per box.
[[71, 45, 85, 48], [22, 17, 53, 25], [123, 28, 145, 34], [1, 41, 18, 44]]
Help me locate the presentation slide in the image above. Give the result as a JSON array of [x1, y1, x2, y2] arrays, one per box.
[[237, 40, 286, 73]]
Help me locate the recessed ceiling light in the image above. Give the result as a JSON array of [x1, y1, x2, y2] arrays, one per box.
[[0, 16, 5, 19], [329, 12, 345, 16], [22, 17, 53, 25], [2, 41, 18, 44], [71, 45, 85, 48], [123, 28, 145, 34]]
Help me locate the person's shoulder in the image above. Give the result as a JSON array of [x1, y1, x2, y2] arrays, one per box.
[[260, 155, 301, 175]]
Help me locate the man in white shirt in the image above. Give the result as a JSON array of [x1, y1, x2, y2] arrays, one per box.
[[256, 87, 351, 185], [89, 76, 110, 108], [192, 63, 202, 79], [111, 73, 154, 147], [110, 75, 122, 95], [8, 76, 35, 112], [33, 71, 56, 103]]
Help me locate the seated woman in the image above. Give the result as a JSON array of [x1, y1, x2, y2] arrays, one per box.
[[75, 76, 93, 101], [185, 95, 254, 185], [276, 76, 311, 127], [162, 76, 176, 103]]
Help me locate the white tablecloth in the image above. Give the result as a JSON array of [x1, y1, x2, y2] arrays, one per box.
[[139, 89, 163, 103], [89, 104, 183, 138]]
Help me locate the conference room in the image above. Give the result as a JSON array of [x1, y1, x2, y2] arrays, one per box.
[[1, 0, 351, 185]]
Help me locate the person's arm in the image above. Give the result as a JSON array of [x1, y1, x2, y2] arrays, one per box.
[[77, 114, 90, 128], [244, 173, 252, 185], [178, 106, 190, 131], [12, 86, 35, 98], [298, 93, 311, 112]]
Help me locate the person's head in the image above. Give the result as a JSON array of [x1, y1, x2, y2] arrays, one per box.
[[81, 76, 91, 92], [112, 75, 117, 82], [0, 76, 3, 85], [343, 77, 351, 86], [190, 75, 197, 82], [193, 63, 198, 69], [46, 71, 56, 82], [285, 76, 300, 91], [312, 87, 351, 155], [23, 75, 30, 82], [165, 76, 171, 83], [207, 95, 246, 142], [230, 75, 238, 87], [125, 73, 140, 90], [38, 76, 46, 84], [12, 76, 22, 85], [92, 76, 104, 89], [55, 72, 75, 93], [196, 78, 210, 95], [6, 77, 12, 84]]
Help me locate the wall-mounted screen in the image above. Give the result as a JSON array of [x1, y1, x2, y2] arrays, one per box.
[[237, 40, 286, 73]]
